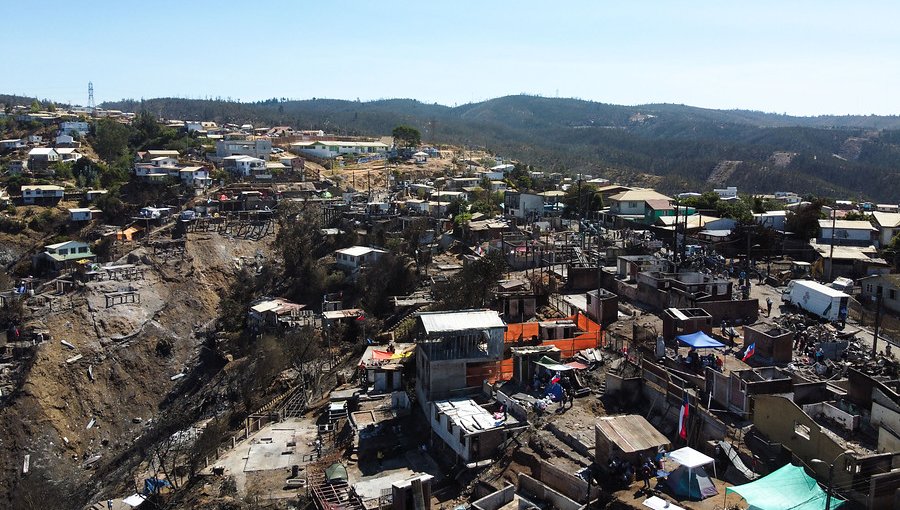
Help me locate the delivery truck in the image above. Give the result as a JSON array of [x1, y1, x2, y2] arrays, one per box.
[[781, 279, 850, 322]]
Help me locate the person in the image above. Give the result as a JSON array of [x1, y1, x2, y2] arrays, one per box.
[[715, 355, 724, 371], [766, 297, 773, 316], [568, 388, 575, 409], [839, 305, 848, 328], [655, 447, 667, 470], [641, 459, 653, 491], [377, 449, 384, 466]]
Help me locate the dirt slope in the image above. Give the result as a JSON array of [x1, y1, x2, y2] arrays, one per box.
[[0, 231, 274, 507]]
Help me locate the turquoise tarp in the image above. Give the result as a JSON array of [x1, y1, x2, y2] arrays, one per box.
[[725, 463, 844, 510]]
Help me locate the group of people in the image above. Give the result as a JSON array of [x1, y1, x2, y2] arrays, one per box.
[[607, 447, 668, 492], [682, 347, 724, 372]]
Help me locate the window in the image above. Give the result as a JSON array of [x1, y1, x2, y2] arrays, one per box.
[[891, 289, 897, 300], [447, 419, 453, 433], [629, 201, 638, 208]]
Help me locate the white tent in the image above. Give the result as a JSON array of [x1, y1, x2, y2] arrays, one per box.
[[668, 447, 716, 476]]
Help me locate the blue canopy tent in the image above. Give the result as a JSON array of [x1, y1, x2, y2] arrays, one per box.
[[676, 331, 725, 349], [725, 463, 844, 510]]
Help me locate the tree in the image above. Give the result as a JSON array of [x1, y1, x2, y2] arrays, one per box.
[[785, 201, 824, 239], [92, 118, 132, 162], [392, 125, 421, 148], [29, 99, 41, 113], [436, 252, 507, 309]]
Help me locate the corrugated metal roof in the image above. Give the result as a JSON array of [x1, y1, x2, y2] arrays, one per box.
[[596, 415, 668, 453], [418, 309, 504, 334]]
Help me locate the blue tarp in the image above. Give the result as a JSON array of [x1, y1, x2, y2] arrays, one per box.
[[676, 331, 725, 349]]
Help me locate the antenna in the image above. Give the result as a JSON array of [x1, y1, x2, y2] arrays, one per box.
[[88, 82, 96, 117]]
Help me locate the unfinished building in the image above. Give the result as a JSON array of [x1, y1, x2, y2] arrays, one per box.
[[414, 310, 506, 408]]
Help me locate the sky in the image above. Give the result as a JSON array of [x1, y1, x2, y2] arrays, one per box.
[[3, 0, 900, 116]]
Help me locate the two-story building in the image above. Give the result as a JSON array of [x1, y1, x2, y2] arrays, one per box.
[[414, 309, 506, 408], [27, 148, 60, 173], [858, 274, 900, 315], [178, 166, 212, 188], [222, 155, 268, 179], [504, 191, 544, 220], [32, 240, 96, 271], [606, 189, 676, 224], [215, 137, 272, 160], [58, 121, 90, 137], [22, 185, 65, 204]]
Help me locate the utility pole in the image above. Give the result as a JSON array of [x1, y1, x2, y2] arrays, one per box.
[[827, 207, 836, 282], [873, 293, 883, 357]]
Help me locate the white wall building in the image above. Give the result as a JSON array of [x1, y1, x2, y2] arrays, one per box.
[[59, 121, 90, 136], [334, 246, 387, 272], [22, 185, 65, 204], [222, 155, 268, 179], [215, 138, 272, 159], [714, 186, 738, 199], [290, 140, 389, 159]]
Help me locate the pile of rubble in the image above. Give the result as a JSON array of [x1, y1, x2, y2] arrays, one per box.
[[775, 313, 898, 378]]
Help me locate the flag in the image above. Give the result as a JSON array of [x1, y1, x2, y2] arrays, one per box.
[[742, 343, 756, 362], [356, 315, 365, 322], [550, 372, 561, 385], [678, 395, 689, 440]]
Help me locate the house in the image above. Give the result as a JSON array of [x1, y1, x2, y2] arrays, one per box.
[[138, 150, 180, 161], [872, 212, 900, 247], [222, 155, 267, 179], [754, 210, 787, 231], [0, 138, 25, 150], [178, 166, 212, 187], [858, 274, 900, 315], [7, 160, 27, 175], [504, 191, 544, 220], [27, 148, 60, 172], [414, 309, 506, 406], [185, 121, 218, 133], [33, 240, 96, 271], [427, 398, 511, 465], [55, 147, 82, 163], [0, 188, 10, 207], [817, 219, 878, 246], [334, 246, 387, 272], [875, 204, 899, 213], [810, 242, 890, 280], [714, 186, 738, 199], [358, 343, 416, 393], [85, 189, 109, 202], [54, 134, 81, 148], [247, 297, 306, 330], [58, 121, 90, 136], [595, 415, 669, 467], [607, 189, 676, 224], [68, 208, 101, 222], [22, 184, 64, 204], [215, 137, 272, 160], [289, 140, 389, 159], [490, 164, 515, 175]]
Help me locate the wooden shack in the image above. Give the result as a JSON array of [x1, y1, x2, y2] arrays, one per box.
[[595, 414, 669, 467]]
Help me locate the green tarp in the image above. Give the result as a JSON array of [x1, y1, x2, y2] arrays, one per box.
[[534, 356, 572, 372], [725, 463, 844, 510], [325, 463, 348, 483]]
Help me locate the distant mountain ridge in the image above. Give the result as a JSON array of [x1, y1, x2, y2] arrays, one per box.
[[7, 93, 900, 201]]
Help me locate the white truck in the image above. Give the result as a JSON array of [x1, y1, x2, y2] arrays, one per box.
[[781, 280, 850, 322]]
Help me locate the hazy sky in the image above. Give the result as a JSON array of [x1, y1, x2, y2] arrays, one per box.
[[3, 1, 899, 116]]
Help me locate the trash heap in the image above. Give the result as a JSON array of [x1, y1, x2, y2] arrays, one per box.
[[774, 313, 898, 378]]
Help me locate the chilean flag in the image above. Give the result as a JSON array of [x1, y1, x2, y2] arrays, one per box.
[[742, 342, 756, 362], [678, 395, 689, 440], [550, 372, 561, 385]]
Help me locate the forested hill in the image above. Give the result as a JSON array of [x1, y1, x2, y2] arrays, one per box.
[[95, 95, 900, 202]]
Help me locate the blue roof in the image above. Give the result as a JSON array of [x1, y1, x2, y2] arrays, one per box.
[[676, 331, 725, 349]]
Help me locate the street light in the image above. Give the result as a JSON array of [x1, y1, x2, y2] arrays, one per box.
[[810, 450, 854, 510]]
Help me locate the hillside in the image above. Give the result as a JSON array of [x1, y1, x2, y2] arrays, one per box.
[[94, 95, 900, 202]]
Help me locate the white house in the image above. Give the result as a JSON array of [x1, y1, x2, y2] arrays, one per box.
[[290, 140, 389, 159], [55, 147, 83, 163], [178, 166, 212, 188], [607, 189, 674, 218], [817, 219, 878, 247], [504, 191, 544, 220], [0, 138, 25, 150], [334, 246, 387, 272], [491, 164, 515, 175], [68, 208, 101, 222], [185, 121, 218, 133], [754, 210, 787, 231], [222, 155, 267, 179], [22, 185, 65, 204], [215, 138, 272, 160], [872, 212, 900, 247], [59, 121, 90, 136], [27, 148, 60, 172], [55, 134, 81, 148], [714, 186, 738, 199]]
